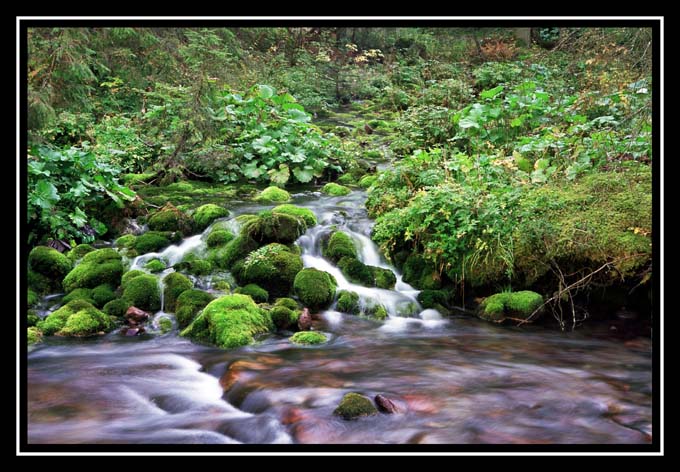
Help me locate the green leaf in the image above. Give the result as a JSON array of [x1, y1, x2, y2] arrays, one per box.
[[258, 85, 275, 99], [292, 166, 314, 183], [30, 180, 60, 209], [480, 86, 504, 100], [287, 108, 311, 123], [69, 207, 88, 227], [458, 118, 479, 129], [268, 164, 290, 185], [534, 158, 550, 170]]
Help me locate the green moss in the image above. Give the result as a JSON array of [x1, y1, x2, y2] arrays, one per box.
[[37, 300, 112, 337], [27, 327, 42, 345], [322, 183, 351, 196], [121, 270, 145, 288], [336, 290, 360, 314], [254, 186, 291, 203], [123, 172, 156, 185], [91, 284, 116, 307], [402, 254, 441, 290], [181, 294, 273, 349], [274, 297, 299, 311], [364, 149, 382, 159], [323, 231, 357, 262], [479, 291, 544, 323], [293, 268, 337, 310], [29, 246, 72, 280], [206, 229, 234, 248], [28, 289, 39, 307], [358, 175, 377, 188], [28, 270, 52, 295], [102, 298, 131, 318], [62, 249, 124, 293], [290, 331, 327, 345], [172, 253, 212, 276], [162, 272, 193, 312], [235, 243, 303, 297], [144, 258, 167, 273], [27, 310, 40, 327], [364, 303, 388, 320], [147, 204, 193, 234], [336, 174, 355, 185], [372, 267, 396, 289], [270, 305, 299, 330], [417, 290, 449, 309], [211, 235, 260, 270], [134, 231, 173, 254], [175, 289, 215, 328], [193, 204, 229, 231], [333, 393, 378, 419], [272, 204, 317, 227], [62, 288, 95, 305], [212, 280, 231, 292], [122, 274, 161, 312], [243, 211, 307, 245], [234, 283, 269, 303], [337, 256, 373, 286], [115, 234, 137, 248], [66, 244, 96, 263], [158, 317, 173, 333]]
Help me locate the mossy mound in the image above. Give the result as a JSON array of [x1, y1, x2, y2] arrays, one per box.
[[28, 327, 42, 345], [29, 246, 72, 280], [211, 235, 260, 270], [121, 270, 145, 288], [193, 204, 229, 232], [158, 317, 173, 333], [122, 274, 161, 312], [336, 173, 355, 185], [102, 298, 131, 318], [336, 290, 360, 314], [62, 288, 95, 305], [234, 283, 269, 303], [206, 229, 234, 248], [293, 268, 337, 310], [243, 211, 307, 245], [27, 310, 40, 327], [323, 231, 357, 262], [28, 270, 52, 295], [234, 244, 303, 297], [175, 289, 215, 328], [401, 254, 441, 290], [274, 297, 299, 311], [66, 244, 96, 263], [272, 204, 317, 227], [338, 256, 373, 286], [115, 234, 137, 248], [333, 393, 378, 420], [91, 284, 116, 307], [147, 203, 193, 234], [62, 249, 124, 293], [290, 331, 327, 345], [253, 186, 291, 203], [28, 289, 39, 307], [173, 254, 213, 276], [417, 290, 450, 309], [181, 294, 273, 349], [270, 305, 299, 330], [358, 175, 378, 188], [364, 303, 388, 320], [133, 231, 176, 254], [372, 267, 397, 289], [322, 183, 351, 196], [478, 291, 544, 323], [144, 258, 167, 273], [37, 300, 113, 337], [163, 272, 193, 313]]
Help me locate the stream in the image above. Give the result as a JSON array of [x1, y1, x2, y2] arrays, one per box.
[[26, 189, 653, 444]]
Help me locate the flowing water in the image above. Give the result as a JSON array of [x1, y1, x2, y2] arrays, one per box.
[[26, 189, 652, 445]]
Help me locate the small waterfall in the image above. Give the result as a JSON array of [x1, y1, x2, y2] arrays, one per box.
[[130, 234, 204, 271], [158, 275, 166, 313]]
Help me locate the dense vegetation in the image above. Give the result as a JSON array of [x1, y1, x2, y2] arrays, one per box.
[[26, 26, 653, 333]]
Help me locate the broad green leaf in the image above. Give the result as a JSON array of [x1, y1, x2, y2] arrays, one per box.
[[268, 164, 290, 185], [30, 180, 60, 209], [534, 158, 550, 170], [480, 86, 504, 100], [258, 84, 275, 99], [458, 118, 480, 129], [287, 108, 311, 123], [292, 166, 314, 183], [69, 207, 88, 227]]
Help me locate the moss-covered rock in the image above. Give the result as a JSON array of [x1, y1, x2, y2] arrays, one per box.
[[417, 290, 450, 309], [62, 249, 124, 293], [159, 317, 173, 333], [27, 327, 42, 345], [144, 258, 167, 273], [37, 300, 113, 337], [338, 256, 373, 286], [115, 234, 137, 249], [28, 270, 52, 295], [206, 229, 234, 248], [66, 244, 96, 263], [478, 291, 544, 323], [28, 289, 39, 307], [322, 182, 351, 196], [162, 272, 193, 312], [336, 290, 360, 314], [29, 246, 72, 280], [102, 298, 131, 318], [402, 254, 441, 290], [372, 267, 396, 289], [358, 175, 377, 188], [272, 204, 317, 227], [274, 297, 299, 311], [175, 289, 215, 328], [212, 280, 231, 292], [180, 294, 273, 349], [62, 288, 95, 305], [290, 331, 327, 345], [27, 310, 40, 327], [173, 253, 212, 276], [234, 244, 303, 297], [121, 270, 145, 288], [333, 393, 378, 420], [211, 235, 260, 270], [270, 305, 299, 330], [364, 303, 388, 320], [234, 283, 269, 303], [147, 203, 193, 234], [243, 211, 306, 245], [253, 186, 291, 203], [91, 284, 116, 307], [336, 173, 355, 185], [134, 231, 178, 254], [293, 268, 337, 310], [122, 274, 161, 312], [323, 231, 357, 262], [193, 204, 229, 231]]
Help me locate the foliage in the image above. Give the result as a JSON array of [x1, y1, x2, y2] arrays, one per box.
[[290, 331, 327, 345]]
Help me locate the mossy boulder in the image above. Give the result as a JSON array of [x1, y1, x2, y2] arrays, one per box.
[[66, 244, 96, 263], [37, 300, 113, 337], [358, 175, 378, 189], [162, 272, 193, 313], [28, 270, 52, 295], [147, 203, 193, 234], [27, 327, 42, 345], [274, 297, 299, 311], [290, 331, 327, 345], [122, 274, 161, 312], [173, 254, 212, 276], [193, 204, 229, 231], [253, 186, 291, 203], [91, 284, 116, 307], [158, 317, 173, 333], [206, 229, 234, 248], [478, 291, 544, 323], [180, 294, 273, 349], [234, 283, 269, 303], [134, 231, 180, 254], [144, 258, 167, 273], [27, 310, 40, 327], [372, 267, 396, 289], [115, 234, 137, 249], [293, 268, 337, 310], [333, 393, 378, 420], [364, 303, 388, 320], [234, 244, 303, 297], [175, 289, 215, 328], [243, 211, 306, 245], [417, 290, 450, 309], [322, 183, 351, 196], [211, 235, 260, 270], [29, 246, 72, 280], [323, 231, 357, 262], [62, 249, 124, 293], [270, 305, 300, 330], [336, 290, 360, 314], [336, 173, 355, 185], [272, 204, 317, 227], [402, 254, 441, 290], [102, 298, 131, 318], [337, 256, 373, 286], [28, 289, 39, 307], [121, 270, 145, 288], [62, 288, 95, 305]]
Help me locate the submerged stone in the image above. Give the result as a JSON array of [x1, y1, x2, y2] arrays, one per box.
[[333, 393, 378, 420]]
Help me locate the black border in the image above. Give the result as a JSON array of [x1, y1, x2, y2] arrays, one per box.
[[18, 16, 662, 455]]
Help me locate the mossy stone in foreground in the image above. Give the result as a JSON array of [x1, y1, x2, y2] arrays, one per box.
[[175, 289, 215, 328], [336, 290, 360, 314], [37, 300, 113, 337], [333, 393, 378, 420], [206, 229, 234, 248], [272, 204, 317, 227], [181, 294, 273, 349], [243, 211, 307, 245], [163, 272, 194, 313], [102, 298, 131, 318], [91, 284, 116, 307], [122, 274, 161, 312], [62, 249, 124, 293], [254, 186, 291, 203], [290, 331, 327, 345], [28, 246, 72, 280], [323, 231, 357, 262], [293, 268, 337, 310], [478, 291, 544, 323], [121, 270, 145, 288], [270, 305, 299, 330], [27, 327, 42, 345], [144, 258, 167, 273], [193, 204, 229, 231], [322, 183, 351, 196], [234, 283, 269, 303], [235, 244, 303, 297], [147, 204, 192, 234]]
